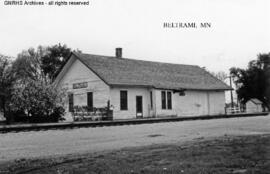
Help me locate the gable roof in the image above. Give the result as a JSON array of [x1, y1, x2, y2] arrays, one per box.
[[249, 98, 263, 105], [66, 52, 231, 90]]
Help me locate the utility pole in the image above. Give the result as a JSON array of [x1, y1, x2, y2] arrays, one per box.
[[229, 75, 234, 108]]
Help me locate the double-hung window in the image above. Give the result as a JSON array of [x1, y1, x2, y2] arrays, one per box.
[[161, 91, 172, 110], [120, 90, 128, 110], [68, 93, 74, 112], [161, 91, 166, 109], [167, 91, 172, 109], [87, 92, 93, 111]]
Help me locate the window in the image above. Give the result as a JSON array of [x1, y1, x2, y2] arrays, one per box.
[[161, 91, 166, 109], [161, 91, 172, 110], [150, 91, 153, 109], [120, 90, 128, 110], [167, 91, 172, 109], [87, 92, 93, 111], [68, 93, 74, 112]]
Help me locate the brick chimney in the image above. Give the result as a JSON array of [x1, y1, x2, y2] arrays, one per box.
[[115, 48, 122, 58]]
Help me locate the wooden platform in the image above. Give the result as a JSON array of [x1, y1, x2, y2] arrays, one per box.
[[0, 112, 268, 133]]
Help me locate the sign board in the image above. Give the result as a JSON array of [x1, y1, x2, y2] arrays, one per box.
[[73, 82, 88, 89]]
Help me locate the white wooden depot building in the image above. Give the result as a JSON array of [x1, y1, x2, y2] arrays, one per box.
[[55, 48, 231, 121]]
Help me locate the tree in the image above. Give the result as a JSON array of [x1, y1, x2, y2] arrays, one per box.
[[12, 46, 48, 83], [11, 79, 66, 121], [40, 44, 71, 81], [210, 71, 228, 82], [13, 44, 72, 82], [230, 53, 270, 109], [259, 53, 270, 109], [0, 54, 15, 120], [9, 45, 69, 123]]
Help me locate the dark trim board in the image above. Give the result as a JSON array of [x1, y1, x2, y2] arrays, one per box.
[[0, 112, 268, 133]]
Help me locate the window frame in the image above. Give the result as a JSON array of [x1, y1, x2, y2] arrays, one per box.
[[68, 93, 74, 112], [167, 91, 172, 109], [87, 92, 93, 111], [120, 90, 128, 110], [161, 91, 166, 109]]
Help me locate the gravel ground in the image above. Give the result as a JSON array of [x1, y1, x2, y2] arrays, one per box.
[[0, 115, 270, 163]]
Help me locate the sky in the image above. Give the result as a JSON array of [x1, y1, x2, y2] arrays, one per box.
[[0, 0, 269, 74]]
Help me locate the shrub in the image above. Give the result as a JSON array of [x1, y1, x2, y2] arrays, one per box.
[[10, 79, 66, 123]]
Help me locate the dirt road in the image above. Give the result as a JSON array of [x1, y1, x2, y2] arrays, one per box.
[[0, 115, 269, 163]]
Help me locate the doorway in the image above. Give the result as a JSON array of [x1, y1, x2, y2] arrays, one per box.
[[136, 96, 143, 118]]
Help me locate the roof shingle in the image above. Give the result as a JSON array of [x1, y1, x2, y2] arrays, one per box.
[[73, 52, 231, 90]]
